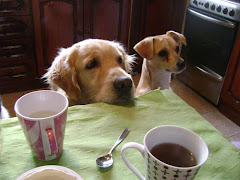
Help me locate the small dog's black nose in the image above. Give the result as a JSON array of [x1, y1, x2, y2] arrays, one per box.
[[114, 76, 133, 92], [177, 60, 186, 71]]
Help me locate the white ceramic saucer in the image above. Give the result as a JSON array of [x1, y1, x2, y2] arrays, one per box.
[[16, 165, 83, 180]]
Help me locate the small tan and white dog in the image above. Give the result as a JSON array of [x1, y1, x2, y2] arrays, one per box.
[[134, 31, 187, 96], [43, 39, 136, 105]]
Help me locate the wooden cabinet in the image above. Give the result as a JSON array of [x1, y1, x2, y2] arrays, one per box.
[[219, 26, 240, 126], [32, 0, 83, 75], [139, 0, 186, 38], [0, 0, 41, 94], [83, 0, 131, 46], [32, 0, 132, 76]]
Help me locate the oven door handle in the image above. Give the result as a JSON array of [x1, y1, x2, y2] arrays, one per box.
[[195, 65, 223, 82], [188, 8, 235, 29]]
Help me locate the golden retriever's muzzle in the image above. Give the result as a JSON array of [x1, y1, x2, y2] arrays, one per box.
[[114, 76, 133, 99]]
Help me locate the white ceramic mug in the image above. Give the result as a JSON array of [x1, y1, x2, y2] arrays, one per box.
[[14, 90, 68, 161], [121, 125, 209, 180]]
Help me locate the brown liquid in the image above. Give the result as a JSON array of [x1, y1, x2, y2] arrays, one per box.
[[150, 143, 197, 167]]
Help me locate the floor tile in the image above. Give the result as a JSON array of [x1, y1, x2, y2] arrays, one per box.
[[201, 110, 240, 138], [1, 91, 27, 117], [228, 134, 240, 150], [176, 90, 217, 114], [171, 77, 194, 96], [1, 89, 47, 117]]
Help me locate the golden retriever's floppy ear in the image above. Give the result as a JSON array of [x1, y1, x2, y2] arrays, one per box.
[[124, 54, 136, 74], [166, 30, 187, 46], [43, 47, 81, 100], [133, 37, 154, 60]]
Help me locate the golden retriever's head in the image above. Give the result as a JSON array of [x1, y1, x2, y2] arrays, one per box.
[[134, 30, 186, 73], [43, 39, 136, 105]]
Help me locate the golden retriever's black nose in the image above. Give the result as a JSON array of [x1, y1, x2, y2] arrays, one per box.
[[114, 76, 133, 92]]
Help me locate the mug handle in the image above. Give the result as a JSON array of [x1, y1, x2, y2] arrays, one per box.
[[45, 128, 58, 155], [121, 142, 145, 180]]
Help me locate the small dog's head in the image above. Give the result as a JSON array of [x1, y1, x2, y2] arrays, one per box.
[[134, 30, 187, 73], [43, 39, 136, 105]]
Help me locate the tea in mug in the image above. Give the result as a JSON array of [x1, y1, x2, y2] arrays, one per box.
[[150, 143, 197, 167], [29, 111, 57, 118]]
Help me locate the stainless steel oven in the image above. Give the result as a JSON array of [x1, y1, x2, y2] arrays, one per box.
[[178, 0, 240, 105]]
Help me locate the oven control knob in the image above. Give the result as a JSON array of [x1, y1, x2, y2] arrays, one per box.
[[223, 8, 228, 14], [211, 4, 215, 10], [204, 2, 209, 8], [193, 0, 198, 6], [229, 9, 235, 16], [217, 6, 222, 12]]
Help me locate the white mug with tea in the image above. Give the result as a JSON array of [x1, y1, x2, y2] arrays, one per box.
[[121, 125, 209, 180], [14, 90, 68, 161]]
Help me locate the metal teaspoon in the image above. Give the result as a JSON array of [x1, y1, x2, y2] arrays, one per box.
[[96, 128, 130, 169]]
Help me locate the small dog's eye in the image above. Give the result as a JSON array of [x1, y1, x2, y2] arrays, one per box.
[[86, 59, 98, 69], [118, 57, 123, 64], [158, 50, 168, 57], [176, 46, 180, 53]]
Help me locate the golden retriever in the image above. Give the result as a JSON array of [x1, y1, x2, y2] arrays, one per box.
[[43, 39, 136, 105]]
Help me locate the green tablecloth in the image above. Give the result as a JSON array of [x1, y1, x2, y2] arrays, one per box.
[[0, 90, 240, 180]]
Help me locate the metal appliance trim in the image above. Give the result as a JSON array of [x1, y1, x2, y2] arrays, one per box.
[[195, 65, 223, 82], [189, 0, 240, 22], [188, 8, 236, 28]]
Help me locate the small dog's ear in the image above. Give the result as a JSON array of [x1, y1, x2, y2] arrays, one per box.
[[134, 37, 154, 60], [167, 30, 187, 46], [43, 47, 81, 100]]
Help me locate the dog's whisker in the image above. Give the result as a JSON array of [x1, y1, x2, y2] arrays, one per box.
[[82, 89, 97, 96], [81, 89, 99, 103]]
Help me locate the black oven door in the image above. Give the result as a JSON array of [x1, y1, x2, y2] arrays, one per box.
[[178, 7, 237, 105]]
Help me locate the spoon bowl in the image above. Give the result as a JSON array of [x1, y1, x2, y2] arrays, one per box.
[[96, 153, 113, 168], [96, 128, 130, 169]]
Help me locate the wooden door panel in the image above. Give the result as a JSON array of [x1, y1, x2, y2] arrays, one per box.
[[92, 0, 120, 40], [223, 62, 240, 112], [33, 0, 83, 76], [140, 0, 174, 38], [41, 1, 76, 65], [84, 0, 131, 46], [220, 27, 240, 125], [220, 28, 240, 111], [230, 65, 240, 101]]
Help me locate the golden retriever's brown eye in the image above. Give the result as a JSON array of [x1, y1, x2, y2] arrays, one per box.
[[176, 46, 180, 53], [86, 59, 98, 69], [158, 50, 168, 57], [118, 57, 123, 64]]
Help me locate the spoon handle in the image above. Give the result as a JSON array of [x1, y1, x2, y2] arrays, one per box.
[[109, 128, 130, 154]]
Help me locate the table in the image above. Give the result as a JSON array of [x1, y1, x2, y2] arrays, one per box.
[[0, 90, 240, 180]]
